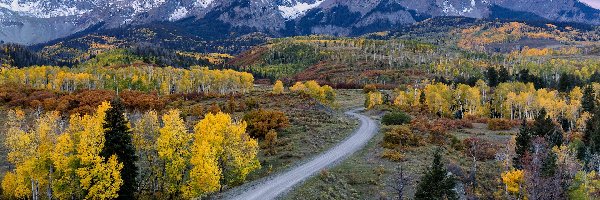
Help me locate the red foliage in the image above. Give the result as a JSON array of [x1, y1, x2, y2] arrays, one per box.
[[120, 90, 166, 111]]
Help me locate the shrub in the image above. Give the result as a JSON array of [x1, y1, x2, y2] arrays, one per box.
[[382, 111, 412, 125], [428, 125, 448, 145], [383, 125, 424, 149], [363, 84, 377, 93], [243, 109, 290, 138], [207, 102, 221, 114], [488, 118, 513, 131], [263, 129, 278, 155], [382, 149, 404, 162]]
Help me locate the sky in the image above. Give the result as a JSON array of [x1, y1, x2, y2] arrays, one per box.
[[580, 0, 600, 9]]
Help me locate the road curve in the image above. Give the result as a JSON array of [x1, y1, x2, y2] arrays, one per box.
[[227, 108, 378, 200]]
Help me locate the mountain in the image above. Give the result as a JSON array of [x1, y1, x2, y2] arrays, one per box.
[[1, 0, 599, 45]]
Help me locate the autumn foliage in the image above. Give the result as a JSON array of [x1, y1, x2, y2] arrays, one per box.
[[243, 109, 290, 138]]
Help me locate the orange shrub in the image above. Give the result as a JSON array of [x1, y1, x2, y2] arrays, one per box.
[[243, 109, 290, 138], [383, 125, 425, 149]]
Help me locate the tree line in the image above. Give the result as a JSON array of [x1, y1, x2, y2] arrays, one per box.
[[0, 66, 254, 96]]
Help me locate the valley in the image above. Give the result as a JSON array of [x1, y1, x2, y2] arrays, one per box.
[[1, 2, 600, 199]]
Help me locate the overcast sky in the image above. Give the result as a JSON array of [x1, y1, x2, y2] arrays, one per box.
[[580, 0, 600, 9]]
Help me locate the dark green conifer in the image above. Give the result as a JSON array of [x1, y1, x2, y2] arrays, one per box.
[[415, 149, 457, 200], [100, 98, 138, 199]]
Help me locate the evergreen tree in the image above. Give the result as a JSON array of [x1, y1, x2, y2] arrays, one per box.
[[415, 149, 457, 200], [582, 85, 596, 113], [100, 98, 138, 199], [498, 67, 511, 83], [486, 67, 499, 87], [584, 107, 600, 155], [514, 119, 532, 169], [589, 71, 600, 83], [532, 109, 562, 147], [419, 90, 426, 105], [541, 151, 558, 177]]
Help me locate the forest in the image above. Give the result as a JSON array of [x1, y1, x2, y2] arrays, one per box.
[[1, 19, 600, 200]]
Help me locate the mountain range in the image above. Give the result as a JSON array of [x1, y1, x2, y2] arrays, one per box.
[[1, 0, 599, 45]]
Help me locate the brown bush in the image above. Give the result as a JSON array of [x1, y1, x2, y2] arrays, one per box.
[[243, 109, 290, 138], [428, 125, 448, 145], [120, 90, 166, 111], [263, 129, 278, 155], [487, 118, 515, 131], [462, 137, 500, 161], [207, 102, 221, 114], [383, 125, 425, 149], [363, 84, 377, 93], [410, 116, 430, 133]]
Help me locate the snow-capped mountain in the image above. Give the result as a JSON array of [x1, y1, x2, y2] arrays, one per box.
[[1, 0, 599, 45]]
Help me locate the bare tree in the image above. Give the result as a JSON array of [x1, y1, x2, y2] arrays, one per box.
[[390, 165, 410, 200]]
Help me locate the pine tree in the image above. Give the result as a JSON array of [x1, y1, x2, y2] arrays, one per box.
[[584, 107, 600, 155], [532, 109, 562, 147], [514, 119, 532, 169], [419, 90, 426, 105], [486, 67, 499, 87], [414, 149, 457, 200], [582, 85, 596, 113], [498, 67, 511, 83], [100, 98, 138, 199], [541, 151, 558, 177]]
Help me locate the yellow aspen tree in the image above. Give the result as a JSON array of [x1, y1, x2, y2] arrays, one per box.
[[2, 111, 61, 199], [52, 115, 84, 200], [365, 91, 383, 109], [157, 110, 192, 196], [272, 80, 284, 95], [501, 169, 525, 197], [2, 109, 32, 199], [186, 112, 260, 198], [221, 120, 260, 185], [132, 111, 161, 193]]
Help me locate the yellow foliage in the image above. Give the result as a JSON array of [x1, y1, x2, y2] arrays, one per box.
[[273, 80, 284, 94], [157, 110, 192, 195], [186, 112, 260, 198], [502, 169, 524, 194]]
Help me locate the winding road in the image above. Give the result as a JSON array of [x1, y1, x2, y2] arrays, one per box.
[[227, 108, 378, 200]]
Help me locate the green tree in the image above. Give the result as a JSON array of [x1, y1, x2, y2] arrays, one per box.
[[498, 67, 511, 83], [532, 109, 562, 147], [582, 84, 596, 113], [514, 120, 532, 169], [584, 107, 600, 156], [414, 149, 457, 200], [486, 67, 499, 87], [100, 98, 138, 199]]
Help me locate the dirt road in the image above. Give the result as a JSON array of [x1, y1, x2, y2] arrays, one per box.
[[227, 109, 378, 200]]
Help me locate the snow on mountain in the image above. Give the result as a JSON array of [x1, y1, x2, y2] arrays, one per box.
[[194, 0, 213, 8], [169, 6, 189, 21], [580, 0, 600, 9], [0, 0, 89, 18], [278, 0, 324, 19], [131, 0, 167, 14], [0, 0, 599, 45]]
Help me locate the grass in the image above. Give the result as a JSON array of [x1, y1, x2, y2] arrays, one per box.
[[285, 114, 516, 200]]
